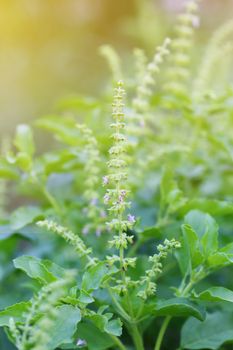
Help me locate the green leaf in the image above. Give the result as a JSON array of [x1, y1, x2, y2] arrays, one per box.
[[0, 302, 30, 326], [201, 220, 218, 258], [184, 210, 218, 257], [197, 286, 233, 303], [81, 262, 108, 291], [14, 124, 34, 157], [0, 223, 40, 241], [36, 116, 78, 146], [88, 312, 122, 337], [220, 242, 233, 254], [184, 224, 203, 267], [139, 225, 162, 240], [179, 198, 233, 216], [181, 311, 233, 349], [184, 210, 210, 238], [57, 95, 100, 112], [175, 233, 192, 277], [176, 224, 203, 277], [160, 167, 187, 214], [154, 298, 205, 321], [79, 290, 94, 304], [207, 252, 233, 269], [104, 318, 122, 336], [0, 160, 19, 179], [16, 152, 32, 171], [47, 305, 81, 349], [41, 259, 67, 279], [10, 206, 43, 230], [77, 322, 115, 350], [13, 255, 57, 284]]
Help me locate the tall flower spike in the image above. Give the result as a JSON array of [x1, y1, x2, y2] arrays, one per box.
[[193, 19, 233, 101], [164, 0, 200, 98], [104, 81, 133, 231], [133, 48, 148, 85], [37, 220, 95, 265], [99, 45, 123, 82], [133, 38, 171, 113], [76, 124, 105, 235], [131, 38, 171, 131], [104, 81, 136, 288]]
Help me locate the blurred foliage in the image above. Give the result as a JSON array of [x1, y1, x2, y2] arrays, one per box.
[[0, 0, 233, 134]]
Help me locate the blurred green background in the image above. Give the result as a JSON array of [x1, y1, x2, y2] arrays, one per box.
[[0, 0, 233, 135]]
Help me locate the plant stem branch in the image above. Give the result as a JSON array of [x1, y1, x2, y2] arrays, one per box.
[[42, 186, 62, 216], [110, 335, 127, 350], [108, 288, 131, 323], [154, 316, 171, 350], [130, 323, 144, 350], [32, 175, 63, 216]]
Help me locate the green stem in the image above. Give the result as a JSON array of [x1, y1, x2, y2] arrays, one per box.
[[109, 286, 144, 350], [130, 323, 144, 350], [180, 280, 194, 297], [136, 302, 144, 319], [109, 289, 144, 350], [108, 288, 131, 322], [154, 316, 171, 350], [42, 187, 62, 216], [32, 175, 63, 216], [110, 335, 127, 350], [124, 293, 144, 350]]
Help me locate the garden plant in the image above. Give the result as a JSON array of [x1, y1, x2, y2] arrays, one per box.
[[0, 0, 233, 349]]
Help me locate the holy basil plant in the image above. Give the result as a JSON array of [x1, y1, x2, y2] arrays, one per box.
[[0, 1, 233, 349]]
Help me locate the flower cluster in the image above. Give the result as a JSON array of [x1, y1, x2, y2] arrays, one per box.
[[133, 38, 171, 115], [103, 81, 137, 293], [164, 0, 200, 98], [106, 254, 137, 271], [129, 38, 171, 135], [133, 48, 148, 86], [137, 238, 181, 300], [76, 124, 100, 210], [193, 19, 233, 101], [103, 81, 134, 234], [37, 220, 94, 262], [99, 44, 122, 82], [76, 124, 105, 236]]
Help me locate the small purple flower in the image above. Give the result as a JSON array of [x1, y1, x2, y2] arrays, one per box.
[[90, 197, 98, 206], [82, 225, 89, 235], [77, 338, 87, 347], [96, 228, 102, 237], [102, 176, 109, 186], [118, 190, 127, 203], [104, 194, 110, 204], [100, 210, 107, 218], [127, 214, 136, 224]]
